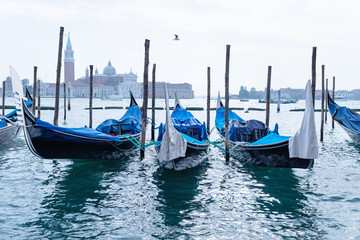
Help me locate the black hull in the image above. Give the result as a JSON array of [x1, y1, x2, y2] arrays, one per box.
[[0, 124, 22, 145], [230, 139, 313, 169], [216, 127, 313, 169], [22, 100, 140, 160], [182, 141, 209, 158]]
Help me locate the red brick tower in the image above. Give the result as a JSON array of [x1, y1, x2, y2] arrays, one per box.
[[64, 33, 75, 84]]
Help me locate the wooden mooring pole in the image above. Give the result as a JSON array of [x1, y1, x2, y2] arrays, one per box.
[[63, 82, 66, 120], [32, 66, 37, 114], [277, 90, 280, 112], [332, 76, 335, 128], [37, 79, 41, 118], [141, 39, 150, 158], [311, 47, 317, 108], [225, 45, 230, 161], [53, 26, 64, 126], [325, 78, 328, 123], [89, 65, 93, 128], [265, 66, 272, 127], [151, 63, 156, 141], [67, 87, 71, 110], [2, 81, 5, 116], [320, 65, 325, 141], [207, 67, 211, 132]]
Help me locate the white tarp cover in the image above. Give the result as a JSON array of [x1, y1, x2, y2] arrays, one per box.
[[288, 80, 319, 159], [158, 85, 187, 162]]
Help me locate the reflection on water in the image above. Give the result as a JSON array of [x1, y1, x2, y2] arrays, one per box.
[[242, 165, 324, 238], [25, 157, 131, 238], [153, 162, 208, 238]]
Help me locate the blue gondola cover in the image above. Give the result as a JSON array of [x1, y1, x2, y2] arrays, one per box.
[[229, 119, 270, 142], [96, 105, 142, 135], [35, 118, 121, 141], [328, 102, 360, 135], [249, 132, 290, 146], [215, 107, 245, 131], [170, 105, 208, 141]]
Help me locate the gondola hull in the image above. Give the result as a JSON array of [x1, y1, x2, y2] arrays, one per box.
[[181, 141, 209, 159], [0, 124, 22, 145], [22, 100, 140, 160], [229, 139, 313, 169], [339, 124, 360, 142], [328, 94, 360, 143]]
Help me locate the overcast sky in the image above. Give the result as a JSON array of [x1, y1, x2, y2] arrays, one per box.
[[1, 0, 359, 96]]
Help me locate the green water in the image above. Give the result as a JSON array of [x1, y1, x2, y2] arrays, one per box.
[[0, 98, 359, 239]]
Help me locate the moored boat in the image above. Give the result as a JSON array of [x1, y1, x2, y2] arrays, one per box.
[[11, 66, 142, 160], [328, 93, 360, 142], [0, 110, 22, 145], [0, 87, 33, 146], [216, 80, 318, 169], [157, 89, 209, 168]]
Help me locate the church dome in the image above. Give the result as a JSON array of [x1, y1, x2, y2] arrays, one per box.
[[103, 60, 116, 75]]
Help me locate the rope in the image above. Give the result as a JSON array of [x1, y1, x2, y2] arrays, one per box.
[[203, 139, 245, 157], [229, 142, 246, 155], [203, 139, 229, 153], [143, 141, 160, 148], [208, 126, 217, 135], [147, 117, 155, 125], [116, 133, 161, 150], [24, 124, 37, 128], [146, 116, 159, 130], [116, 134, 145, 151]]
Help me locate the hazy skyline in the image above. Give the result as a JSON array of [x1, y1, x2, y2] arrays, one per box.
[[1, 0, 359, 96]]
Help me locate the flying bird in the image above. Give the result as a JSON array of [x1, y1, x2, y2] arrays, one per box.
[[174, 34, 180, 40]]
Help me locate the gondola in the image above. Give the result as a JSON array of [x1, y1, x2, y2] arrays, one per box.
[[0, 110, 22, 145], [215, 80, 318, 169], [157, 90, 209, 166], [18, 92, 141, 159], [328, 93, 360, 142], [0, 89, 33, 145], [11, 64, 142, 160]]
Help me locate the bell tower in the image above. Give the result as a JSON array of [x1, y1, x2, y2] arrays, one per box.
[[64, 33, 75, 84]]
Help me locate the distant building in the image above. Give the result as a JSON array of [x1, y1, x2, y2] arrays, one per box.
[[118, 71, 142, 98], [68, 82, 114, 98], [37, 33, 194, 99], [148, 82, 194, 99], [279, 88, 306, 100], [335, 90, 354, 99], [72, 61, 141, 98]]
